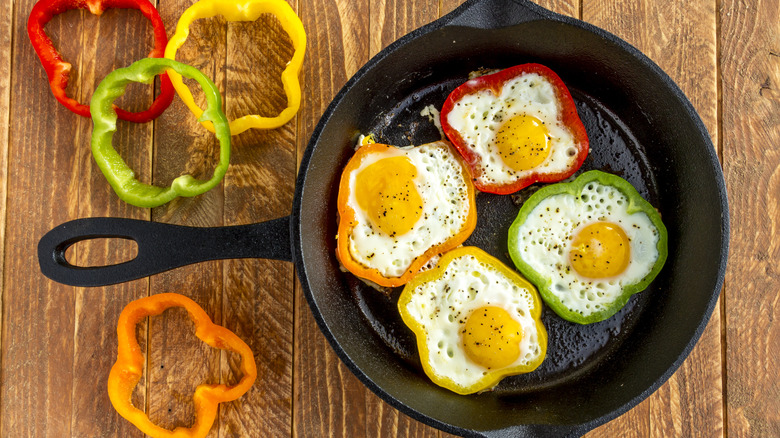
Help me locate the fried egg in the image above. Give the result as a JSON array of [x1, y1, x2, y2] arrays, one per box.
[[398, 247, 547, 395], [441, 64, 588, 193], [508, 171, 668, 324], [336, 141, 477, 287]]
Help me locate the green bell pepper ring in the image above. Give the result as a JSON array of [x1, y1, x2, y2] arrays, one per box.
[[90, 58, 231, 208], [507, 170, 668, 324]]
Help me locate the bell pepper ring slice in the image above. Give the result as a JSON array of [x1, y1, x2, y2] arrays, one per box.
[[335, 141, 478, 288], [90, 57, 231, 208], [27, 0, 175, 122], [507, 170, 669, 324], [398, 246, 547, 395], [440, 63, 589, 194], [108, 293, 257, 438], [164, 0, 306, 135]]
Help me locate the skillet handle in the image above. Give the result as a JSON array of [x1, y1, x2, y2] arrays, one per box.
[[38, 216, 292, 287], [442, 0, 546, 29]]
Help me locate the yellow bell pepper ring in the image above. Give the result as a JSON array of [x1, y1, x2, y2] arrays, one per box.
[[164, 0, 306, 135]]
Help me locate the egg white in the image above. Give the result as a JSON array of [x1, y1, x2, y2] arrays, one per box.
[[346, 141, 472, 278], [445, 73, 579, 186], [403, 253, 544, 389], [511, 180, 661, 317]]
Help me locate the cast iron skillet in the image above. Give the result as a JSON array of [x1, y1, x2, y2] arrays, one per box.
[[38, 0, 729, 436]]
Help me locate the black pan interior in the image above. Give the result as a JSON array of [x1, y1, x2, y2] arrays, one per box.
[[293, 8, 727, 437]]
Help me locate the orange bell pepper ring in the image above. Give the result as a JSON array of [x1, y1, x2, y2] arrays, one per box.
[[335, 141, 478, 288], [108, 293, 257, 438], [164, 0, 306, 135]]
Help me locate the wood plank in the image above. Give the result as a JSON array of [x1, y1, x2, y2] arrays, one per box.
[[2, 2, 153, 435], [0, 0, 746, 437], [0, 0, 11, 393], [3, 5, 80, 433], [720, 0, 780, 435], [364, 390, 445, 438], [528, 0, 579, 17], [146, 3, 226, 435], [293, 0, 371, 436], [440, 0, 464, 16], [65, 6, 155, 437], [369, 0, 438, 56], [582, 0, 722, 436], [220, 6, 297, 436]]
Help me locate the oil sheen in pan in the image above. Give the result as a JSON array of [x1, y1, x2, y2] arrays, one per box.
[[346, 80, 663, 393]]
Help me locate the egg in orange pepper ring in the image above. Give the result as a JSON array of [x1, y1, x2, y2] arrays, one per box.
[[336, 141, 477, 288]]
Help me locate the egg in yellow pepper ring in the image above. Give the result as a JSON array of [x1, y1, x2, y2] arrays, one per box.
[[164, 0, 306, 135], [398, 246, 547, 395]]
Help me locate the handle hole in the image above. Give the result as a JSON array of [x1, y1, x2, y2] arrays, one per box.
[[64, 238, 139, 267]]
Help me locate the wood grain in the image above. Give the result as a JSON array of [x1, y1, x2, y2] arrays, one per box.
[[1, 0, 778, 436], [721, 0, 780, 435], [3, 5, 81, 433], [3, 2, 155, 436], [67, 6, 155, 437], [220, 7, 297, 437], [293, 1, 372, 436], [369, 0, 438, 56], [148, 2, 226, 435], [582, 0, 722, 436], [0, 0, 11, 393], [530, 0, 579, 17]]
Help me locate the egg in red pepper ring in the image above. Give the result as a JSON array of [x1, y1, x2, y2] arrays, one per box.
[[336, 141, 477, 288], [440, 63, 589, 194]]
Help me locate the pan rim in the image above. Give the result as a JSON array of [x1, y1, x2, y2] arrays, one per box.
[[292, 0, 730, 435]]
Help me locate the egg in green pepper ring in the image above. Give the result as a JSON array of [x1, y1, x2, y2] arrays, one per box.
[[507, 170, 668, 324]]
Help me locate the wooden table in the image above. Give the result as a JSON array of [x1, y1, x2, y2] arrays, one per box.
[[0, 0, 776, 436]]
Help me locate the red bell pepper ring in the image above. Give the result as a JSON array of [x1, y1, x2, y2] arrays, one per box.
[[27, 0, 174, 122], [440, 63, 589, 194]]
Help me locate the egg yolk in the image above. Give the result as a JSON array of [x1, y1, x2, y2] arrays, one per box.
[[355, 156, 423, 237], [462, 306, 523, 369], [569, 222, 631, 278], [495, 114, 551, 171]]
